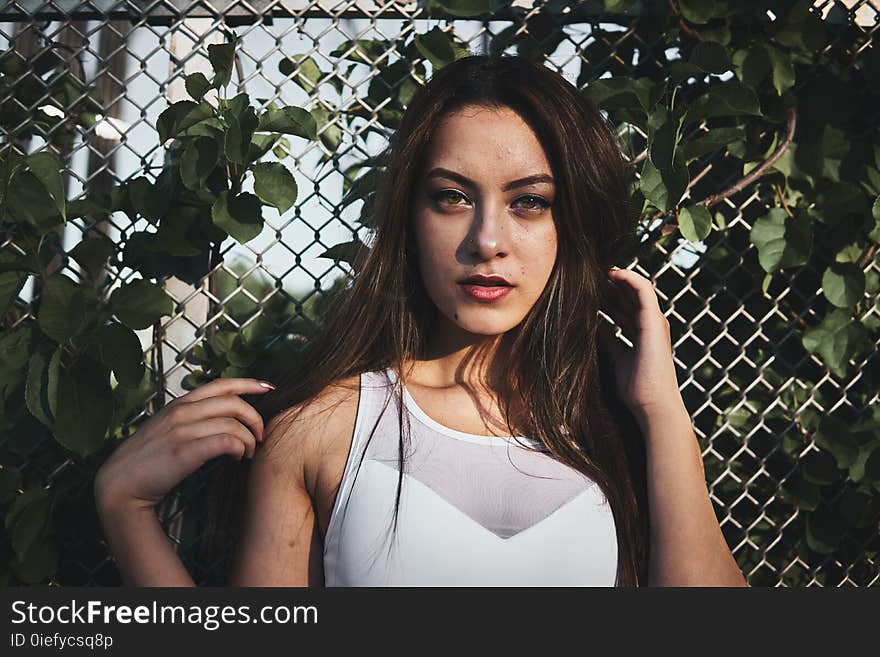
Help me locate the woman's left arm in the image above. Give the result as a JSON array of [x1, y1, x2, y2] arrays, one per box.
[[633, 398, 747, 586], [598, 266, 747, 587]]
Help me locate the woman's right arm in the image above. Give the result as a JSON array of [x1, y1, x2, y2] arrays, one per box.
[[93, 377, 271, 586], [95, 497, 198, 586], [227, 379, 361, 586]]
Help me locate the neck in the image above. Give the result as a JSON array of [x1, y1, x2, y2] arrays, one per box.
[[405, 311, 514, 396]]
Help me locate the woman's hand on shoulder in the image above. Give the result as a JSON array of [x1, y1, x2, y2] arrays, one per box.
[[94, 377, 274, 518]]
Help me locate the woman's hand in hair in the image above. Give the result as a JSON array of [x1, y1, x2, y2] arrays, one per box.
[[597, 266, 687, 425], [94, 378, 274, 517]]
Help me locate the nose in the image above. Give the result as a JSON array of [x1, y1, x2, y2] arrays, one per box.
[[467, 200, 509, 259]]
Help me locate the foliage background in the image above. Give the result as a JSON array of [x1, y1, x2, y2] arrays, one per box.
[[0, 0, 878, 586]]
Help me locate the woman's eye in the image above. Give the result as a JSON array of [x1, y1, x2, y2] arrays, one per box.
[[514, 195, 550, 211], [430, 191, 550, 211], [431, 190, 469, 207]]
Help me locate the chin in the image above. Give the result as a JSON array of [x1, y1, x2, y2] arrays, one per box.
[[453, 309, 520, 336]]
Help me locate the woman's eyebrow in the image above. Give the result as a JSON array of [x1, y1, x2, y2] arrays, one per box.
[[425, 167, 554, 191]]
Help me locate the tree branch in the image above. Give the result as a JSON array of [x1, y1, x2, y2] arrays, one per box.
[[698, 106, 797, 211]]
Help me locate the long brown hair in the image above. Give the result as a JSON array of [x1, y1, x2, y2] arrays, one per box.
[[205, 53, 649, 586]]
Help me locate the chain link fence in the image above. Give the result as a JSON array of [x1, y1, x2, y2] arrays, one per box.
[[1, 0, 878, 586]]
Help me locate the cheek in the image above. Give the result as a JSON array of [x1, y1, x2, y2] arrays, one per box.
[[414, 219, 454, 289], [521, 227, 557, 279]]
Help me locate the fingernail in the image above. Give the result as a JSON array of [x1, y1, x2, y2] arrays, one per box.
[[259, 381, 276, 390]]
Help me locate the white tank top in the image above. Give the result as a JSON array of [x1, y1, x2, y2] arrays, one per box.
[[322, 369, 619, 586]]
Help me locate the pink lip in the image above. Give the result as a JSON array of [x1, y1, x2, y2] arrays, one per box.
[[458, 284, 513, 302]]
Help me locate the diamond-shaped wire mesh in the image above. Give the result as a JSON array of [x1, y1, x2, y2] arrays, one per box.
[[1, 0, 878, 586]]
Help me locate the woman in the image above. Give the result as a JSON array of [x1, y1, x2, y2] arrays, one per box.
[[94, 54, 746, 587]]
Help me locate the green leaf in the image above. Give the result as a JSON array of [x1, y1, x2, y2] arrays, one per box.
[[775, 3, 827, 52], [648, 119, 688, 211], [749, 208, 812, 272], [226, 334, 259, 368], [125, 176, 160, 223], [0, 50, 27, 76], [341, 168, 382, 207], [678, 205, 712, 242], [737, 44, 770, 89], [180, 137, 219, 191], [0, 467, 22, 505], [864, 446, 880, 483], [0, 270, 27, 314], [157, 101, 214, 144], [765, 44, 796, 96], [155, 205, 205, 257], [689, 41, 731, 74], [279, 54, 323, 95], [779, 475, 820, 511], [109, 279, 175, 330], [210, 330, 237, 356], [247, 133, 282, 162], [424, 0, 510, 17], [838, 489, 877, 528], [834, 243, 863, 264], [414, 26, 470, 69], [805, 506, 843, 555], [53, 355, 113, 456], [69, 235, 114, 280], [849, 440, 880, 482], [676, 0, 739, 24], [0, 324, 32, 390], [224, 106, 259, 165], [12, 530, 58, 584], [4, 487, 53, 562], [680, 126, 746, 161], [258, 107, 318, 140], [26, 152, 66, 221], [180, 117, 224, 140], [252, 162, 298, 215], [221, 364, 249, 378], [182, 370, 211, 390], [37, 275, 88, 343], [185, 72, 211, 101], [208, 40, 236, 89], [802, 449, 839, 485], [6, 171, 64, 234], [185, 341, 212, 366], [25, 350, 57, 429], [311, 105, 343, 153], [813, 415, 859, 469], [582, 77, 654, 115], [821, 262, 865, 309], [212, 191, 263, 243], [638, 158, 668, 210], [870, 196, 880, 242], [318, 239, 367, 267], [802, 309, 872, 379], [329, 39, 390, 65], [683, 79, 761, 126], [604, 0, 638, 11], [94, 322, 145, 388]]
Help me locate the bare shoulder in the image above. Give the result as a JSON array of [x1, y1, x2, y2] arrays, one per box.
[[261, 374, 362, 495], [227, 374, 362, 585]]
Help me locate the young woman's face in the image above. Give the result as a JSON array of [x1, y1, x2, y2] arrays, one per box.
[[412, 105, 558, 338]]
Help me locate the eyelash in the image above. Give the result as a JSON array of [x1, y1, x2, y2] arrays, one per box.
[[430, 190, 551, 212]]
